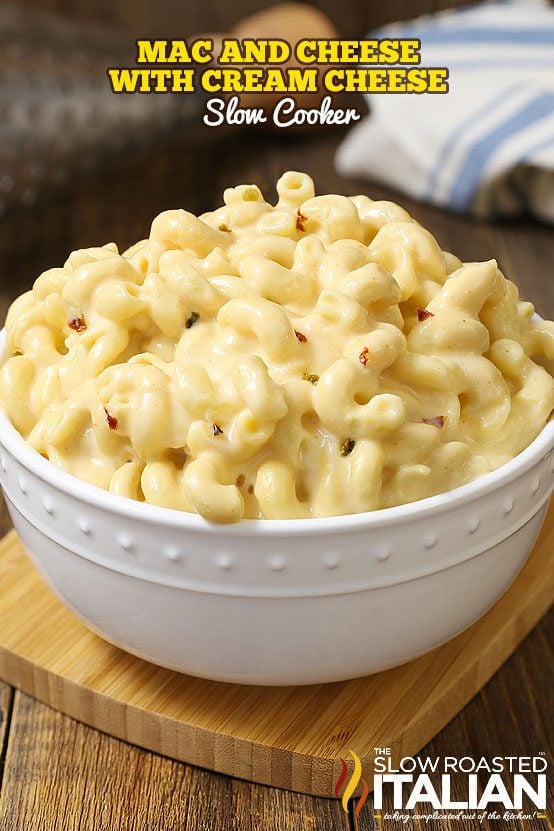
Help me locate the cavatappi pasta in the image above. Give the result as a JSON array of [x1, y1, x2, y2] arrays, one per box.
[[2, 172, 553, 522]]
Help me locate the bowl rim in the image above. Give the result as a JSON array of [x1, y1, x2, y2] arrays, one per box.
[[0, 329, 553, 537]]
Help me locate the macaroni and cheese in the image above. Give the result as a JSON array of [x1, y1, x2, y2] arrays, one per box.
[[2, 172, 553, 521]]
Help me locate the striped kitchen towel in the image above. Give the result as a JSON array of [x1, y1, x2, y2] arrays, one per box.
[[336, 0, 554, 222]]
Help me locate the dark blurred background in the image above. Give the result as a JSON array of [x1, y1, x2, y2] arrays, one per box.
[[0, 0, 552, 323], [12, 0, 467, 39]]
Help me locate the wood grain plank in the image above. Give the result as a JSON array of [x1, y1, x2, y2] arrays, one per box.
[[0, 692, 349, 831], [488, 222, 554, 318], [353, 614, 553, 831], [0, 683, 14, 796]]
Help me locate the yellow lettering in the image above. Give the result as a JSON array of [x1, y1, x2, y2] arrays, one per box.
[[378, 40, 400, 64], [136, 40, 167, 64], [171, 69, 195, 92], [137, 39, 212, 64], [191, 39, 214, 64], [219, 39, 242, 63], [387, 68, 406, 92], [406, 68, 427, 93], [201, 69, 221, 93], [324, 69, 344, 92], [400, 39, 421, 64], [296, 40, 317, 64], [287, 68, 318, 92], [427, 68, 449, 92], [150, 69, 171, 92], [219, 38, 290, 63], [108, 68, 145, 93], [167, 42, 190, 62]]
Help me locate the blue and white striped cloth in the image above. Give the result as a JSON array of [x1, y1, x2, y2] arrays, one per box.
[[336, 0, 554, 222]]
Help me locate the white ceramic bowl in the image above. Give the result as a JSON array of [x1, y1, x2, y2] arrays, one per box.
[[0, 334, 552, 685]]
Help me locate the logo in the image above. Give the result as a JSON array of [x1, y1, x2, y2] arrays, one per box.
[[334, 749, 548, 823], [334, 751, 370, 818]]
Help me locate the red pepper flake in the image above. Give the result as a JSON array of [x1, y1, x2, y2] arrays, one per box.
[[296, 210, 307, 232], [68, 315, 87, 332], [104, 407, 118, 431], [417, 308, 434, 322], [213, 423, 224, 436], [359, 347, 369, 366], [422, 415, 445, 428], [295, 330, 308, 343]]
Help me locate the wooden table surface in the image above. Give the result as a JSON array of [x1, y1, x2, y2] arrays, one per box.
[[0, 126, 552, 831]]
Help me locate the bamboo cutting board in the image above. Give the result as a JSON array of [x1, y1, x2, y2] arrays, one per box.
[[0, 508, 552, 798]]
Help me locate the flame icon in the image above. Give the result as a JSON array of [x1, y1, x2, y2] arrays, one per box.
[[334, 750, 369, 818]]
